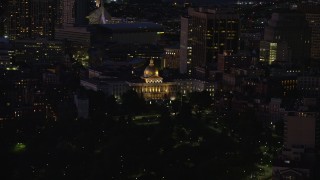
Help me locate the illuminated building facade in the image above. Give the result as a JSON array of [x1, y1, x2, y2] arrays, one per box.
[[182, 8, 240, 75], [81, 60, 215, 101], [29, 0, 55, 39], [259, 41, 291, 65], [5, 0, 56, 40], [128, 60, 177, 100], [6, 0, 30, 40]]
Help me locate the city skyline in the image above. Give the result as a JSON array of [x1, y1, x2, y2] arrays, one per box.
[[0, 0, 319, 179]]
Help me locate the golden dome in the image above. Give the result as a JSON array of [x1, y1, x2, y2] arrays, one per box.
[[143, 59, 159, 78]]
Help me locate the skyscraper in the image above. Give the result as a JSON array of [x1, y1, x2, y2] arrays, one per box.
[[259, 40, 291, 65], [30, 0, 56, 39], [59, 0, 105, 26], [179, 16, 191, 74], [62, 0, 75, 26], [55, 0, 98, 67], [180, 8, 240, 76], [298, 4, 320, 66], [5, 0, 56, 40], [263, 11, 311, 66], [6, 0, 31, 40], [273, 110, 318, 179]]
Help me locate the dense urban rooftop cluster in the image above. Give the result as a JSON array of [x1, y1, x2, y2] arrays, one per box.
[[0, 0, 320, 179]]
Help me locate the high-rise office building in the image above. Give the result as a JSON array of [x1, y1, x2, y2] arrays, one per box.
[[5, 0, 56, 40], [180, 8, 240, 76], [272, 106, 319, 180], [0, 37, 12, 67], [163, 47, 180, 69], [30, 0, 56, 39], [298, 4, 320, 65], [5, 0, 31, 40], [180, 16, 191, 74], [284, 111, 318, 150], [55, 0, 97, 66], [13, 38, 65, 64], [62, 0, 75, 25], [217, 52, 252, 72], [259, 40, 291, 65], [57, 0, 97, 27], [263, 11, 311, 66]]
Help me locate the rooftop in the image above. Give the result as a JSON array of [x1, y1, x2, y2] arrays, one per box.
[[97, 22, 163, 33]]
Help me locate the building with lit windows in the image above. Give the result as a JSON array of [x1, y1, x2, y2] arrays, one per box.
[[273, 110, 318, 180], [81, 59, 215, 101], [5, 0, 56, 40], [180, 7, 240, 76], [263, 11, 311, 65], [0, 37, 12, 67], [267, 68, 299, 97], [5, 0, 30, 40], [174, 78, 215, 97], [55, 25, 90, 66], [128, 60, 177, 100], [54, 0, 95, 67], [13, 39, 64, 64], [217, 51, 253, 72], [81, 77, 129, 101], [180, 15, 192, 74], [129, 60, 215, 100], [162, 47, 180, 69], [259, 41, 291, 65], [297, 75, 320, 98], [298, 4, 320, 65]]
